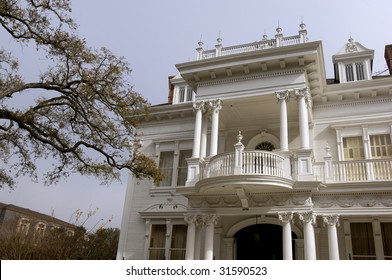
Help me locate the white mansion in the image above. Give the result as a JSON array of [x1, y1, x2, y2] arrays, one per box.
[[117, 23, 392, 260]]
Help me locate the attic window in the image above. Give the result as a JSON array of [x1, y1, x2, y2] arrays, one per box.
[[179, 86, 193, 103], [345, 62, 365, 82]]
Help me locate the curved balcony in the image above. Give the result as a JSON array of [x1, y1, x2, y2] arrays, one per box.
[[197, 150, 293, 192], [200, 151, 285, 178]]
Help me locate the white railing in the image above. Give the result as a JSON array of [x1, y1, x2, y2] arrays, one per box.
[[314, 159, 392, 183], [198, 34, 302, 60], [200, 151, 285, 179]]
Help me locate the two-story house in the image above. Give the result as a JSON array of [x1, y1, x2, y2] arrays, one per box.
[[117, 23, 392, 260]]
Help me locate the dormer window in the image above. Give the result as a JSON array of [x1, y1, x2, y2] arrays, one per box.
[[333, 38, 374, 84]]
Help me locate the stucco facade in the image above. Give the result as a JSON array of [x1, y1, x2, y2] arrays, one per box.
[[117, 23, 392, 260]]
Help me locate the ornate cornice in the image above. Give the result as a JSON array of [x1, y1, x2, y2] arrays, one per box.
[[197, 69, 305, 88], [313, 96, 392, 110]]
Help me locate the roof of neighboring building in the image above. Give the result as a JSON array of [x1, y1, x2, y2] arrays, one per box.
[[0, 202, 77, 229]]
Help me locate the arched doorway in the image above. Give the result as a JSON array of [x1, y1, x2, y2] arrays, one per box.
[[234, 224, 297, 260]]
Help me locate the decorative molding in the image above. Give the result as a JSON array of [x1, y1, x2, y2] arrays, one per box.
[[314, 96, 392, 110], [197, 69, 305, 88], [313, 193, 392, 209]]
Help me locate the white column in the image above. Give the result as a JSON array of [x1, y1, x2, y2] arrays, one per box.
[[198, 214, 219, 260], [165, 219, 172, 260], [299, 212, 317, 260], [295, 88, 311, 149], [192, 101, 204, 158], [276, 90, 290, 151], [194, 226, 202, 260], [323, 215, 340, 260], [200, 114, 208, 158], [279, 212, 293, 260], [209, 99, 222, 157], [184, 215, 197, 260]]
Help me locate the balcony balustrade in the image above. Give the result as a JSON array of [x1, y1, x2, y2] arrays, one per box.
[[314, 159, 392, 183], [200, 151, 285, 180]]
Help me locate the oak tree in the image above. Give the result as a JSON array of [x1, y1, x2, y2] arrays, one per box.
[[0, 0, 162, 188]]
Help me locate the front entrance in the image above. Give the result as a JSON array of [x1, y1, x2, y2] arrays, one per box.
[[235, 224, 296, 260]]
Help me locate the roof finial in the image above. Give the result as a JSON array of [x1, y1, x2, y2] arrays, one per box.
[[262, 29, 268, 41], [299, 17, 306, 29], [217, 31, 222, 44], [198, 34, 203, 47], [276, 21, 282, 34]]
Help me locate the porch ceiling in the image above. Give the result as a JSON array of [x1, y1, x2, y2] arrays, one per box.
[[219, 93, 299, 131]]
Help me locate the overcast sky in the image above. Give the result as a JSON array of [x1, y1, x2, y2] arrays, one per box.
[[0, 0, 391, 229]]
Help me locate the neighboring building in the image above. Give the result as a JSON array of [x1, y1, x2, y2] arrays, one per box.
[[117, 23, 392, 260], [0, 202, 77, 242]]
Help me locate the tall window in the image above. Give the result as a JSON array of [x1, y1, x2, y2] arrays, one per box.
[[158, 151, 174, 186], [343, 136, 364, 160], [177, 150, 192, 186], [148, 224, 187, 260], [370, 135, 392, 159], [350, 223, 376, 260], [157, 149, 191, 187], [381, 223, 392, 260], [170, 225, 187, 260], [149, 225, 166, 260]]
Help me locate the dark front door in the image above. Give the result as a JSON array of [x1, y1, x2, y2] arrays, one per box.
[[235, 224, 283, 260]]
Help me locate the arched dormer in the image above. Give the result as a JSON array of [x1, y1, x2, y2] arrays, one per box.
[[332, 37, 374, 83]]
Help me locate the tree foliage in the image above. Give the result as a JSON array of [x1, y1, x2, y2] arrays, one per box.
[[0, 226, 120, 259], [0, 0, 162, 188]]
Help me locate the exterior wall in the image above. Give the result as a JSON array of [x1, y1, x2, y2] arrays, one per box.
[[118, 32, 392, 260]]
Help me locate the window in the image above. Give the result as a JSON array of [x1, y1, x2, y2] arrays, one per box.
[[170, 225, 187, 260], [370, 135, 392, 159], [149, 225, 166, 260], [355, 62, 365, 80], [345, 64, 354, 82], [158, 151, 174, 186], [381, 223, 392, 260], [148, 224, 187, 260], [350, 223, 376, 260], [16, 218, 30, 235], [343, 136, 364, 160], [157, 149, 191, 187], [177, 150, 192, 186], [178, 86, 194, 103], [34, 222, 46, 242], [344, 62, 366, 82]]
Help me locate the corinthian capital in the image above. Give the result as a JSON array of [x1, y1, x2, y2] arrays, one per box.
[[298, 211, 316, 225], [184, 214, 198, 225], [294, 87, 312, 108], [278, 212, 294, 224], [275, 90, 290, 103], [193, 101, 205, 111], [196, 214, 219, 228], [208, 99, 222, 112], [323, 214, 340, 227]]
